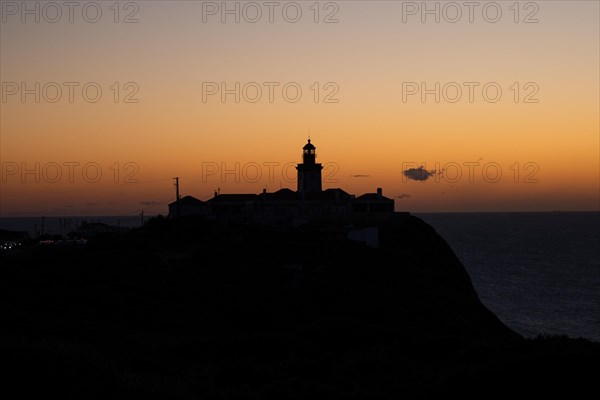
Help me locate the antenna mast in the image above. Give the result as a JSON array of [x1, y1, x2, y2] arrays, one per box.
[[173, 177, 180, 217]]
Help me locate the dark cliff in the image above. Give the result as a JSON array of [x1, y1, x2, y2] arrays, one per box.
[[2, 214, 597, 398]]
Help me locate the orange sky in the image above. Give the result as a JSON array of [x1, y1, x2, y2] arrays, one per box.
[[1, 1, 598, 215]]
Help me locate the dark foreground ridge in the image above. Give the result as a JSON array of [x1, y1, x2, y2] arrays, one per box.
[[2, 214, 598, 399]]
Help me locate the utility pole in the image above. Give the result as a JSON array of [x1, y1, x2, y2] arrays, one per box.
[[173, 177, 180, 217]]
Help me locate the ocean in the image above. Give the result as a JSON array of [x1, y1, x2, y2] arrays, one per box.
[[417, 212, 600, 342], [1, 212, 598, 341]]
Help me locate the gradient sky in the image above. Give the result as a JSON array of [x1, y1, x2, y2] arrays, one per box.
[[1, 0, 598, 216]]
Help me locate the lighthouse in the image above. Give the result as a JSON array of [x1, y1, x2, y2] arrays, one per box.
[[296, 139, 323, 194]]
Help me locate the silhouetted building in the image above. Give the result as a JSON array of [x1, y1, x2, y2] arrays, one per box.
[[209, 193, 257, 219], [168, 139, 394, 223], [353, 188, 394, 213], [168, 195, 209, 217]]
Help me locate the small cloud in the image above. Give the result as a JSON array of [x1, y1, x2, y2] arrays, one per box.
[[403, 166, 437, 182], [140, 201, 162, 206], [84, 202, 98, 206], [350, 174, 371, 178], [397, 193, 412, 199]]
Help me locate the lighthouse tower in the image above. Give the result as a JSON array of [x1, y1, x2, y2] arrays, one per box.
[[296, 139, 323, 194]]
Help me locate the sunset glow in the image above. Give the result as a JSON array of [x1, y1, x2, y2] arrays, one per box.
[[1, 1, 598, 215]]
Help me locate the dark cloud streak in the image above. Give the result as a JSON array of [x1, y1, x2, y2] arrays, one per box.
[[403, 166, 437, 182], [140, 201, 162, 206]]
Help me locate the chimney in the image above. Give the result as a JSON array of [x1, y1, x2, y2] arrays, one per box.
[[377, 188, 382, 198]]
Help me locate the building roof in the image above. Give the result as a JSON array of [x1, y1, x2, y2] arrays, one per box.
[[303, 139, 316, 150], [168, 195, 205, 207], [355, 193, 393, 202], [209, 194, 257, 203], [260, 188, 301, 201], [303, 188, 353, 201]]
